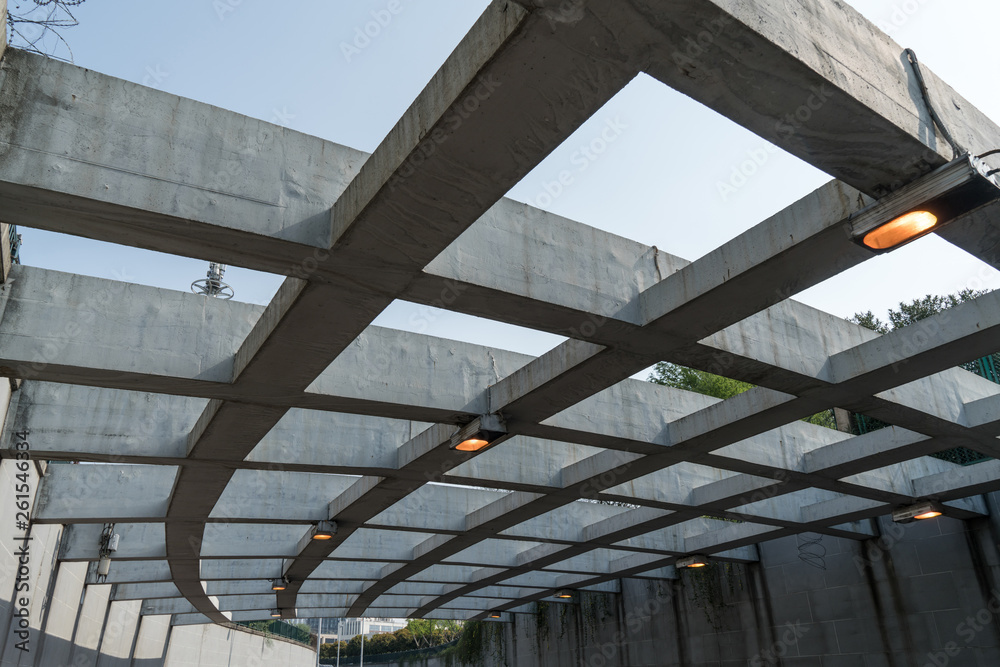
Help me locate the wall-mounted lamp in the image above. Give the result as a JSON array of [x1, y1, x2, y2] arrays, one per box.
[[488, 611, 502, 619], [271, 578, 288, 591], [450, 415, 506, 453], [676, 555, 710, 569], [553, 589, 575, 599], [270, 609, 282, 618], [311, 520, 337, 541], [850, 154, 1000, 252], [892, 501, 943, 524]]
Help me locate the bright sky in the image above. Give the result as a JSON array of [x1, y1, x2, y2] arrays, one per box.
[[7, 0, 1000, 368]]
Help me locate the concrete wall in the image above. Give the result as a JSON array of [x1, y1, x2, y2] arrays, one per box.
[[0, 387, 316, 666], [383, 499, 1000, 667], [163, 623, 316, 667]]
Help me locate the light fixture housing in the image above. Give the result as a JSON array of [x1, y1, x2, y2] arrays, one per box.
[[850, 154, 1000, 252], [271, 578, 288, 591], [553, 589, 575, 599], [676, 555, 710, 569], [892, 501, 944, 524], [270, 609, 282, 618], [450, 415, 507, 453], [488, 611, 502, 619], [311, 520, 337, 541]]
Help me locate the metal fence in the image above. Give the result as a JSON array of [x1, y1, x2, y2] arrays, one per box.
[[851, 352, 999, 466], [322, 640, 458, 665], [234, 619, 313, 647]]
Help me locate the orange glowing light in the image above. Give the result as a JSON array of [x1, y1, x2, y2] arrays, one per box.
[[914, 510, 943, 520], [455, 438, 491, 452], [862, 211, 938, 250]]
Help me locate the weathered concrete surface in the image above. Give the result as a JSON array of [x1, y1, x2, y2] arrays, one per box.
[[3, 0, 1000, 636], [381, 504, 1000, 666], [0, 49, 364, 274]]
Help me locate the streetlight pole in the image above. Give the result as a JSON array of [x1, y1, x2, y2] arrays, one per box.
[[315, 617, 321, 667], [336, 620, 341, 667], [360, 625, 365, 667]]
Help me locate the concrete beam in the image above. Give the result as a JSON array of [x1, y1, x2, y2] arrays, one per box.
[[0, 49, 363, 274]]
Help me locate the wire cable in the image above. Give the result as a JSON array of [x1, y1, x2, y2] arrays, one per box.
[[905, 48, 966, 159]]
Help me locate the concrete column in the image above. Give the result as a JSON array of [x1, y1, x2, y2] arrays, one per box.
[[163, 623, 316, 667], [130, 615, 171, 667], [0, 223, 13, 284], [68, 584, 112, 667], [833, 407, 854, 433], [0, 0, 7, 62], [0, 454, 60, 666], [96, 600, 141, 667], [37, 561, 88, 667]]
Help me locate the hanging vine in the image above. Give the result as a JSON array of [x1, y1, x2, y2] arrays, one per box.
[[558, 601, 570, 639], [534, 601, 550, 649], [681, 562, 744, 631], [440, 620, 507, 667], [580, 591, 611, 645]]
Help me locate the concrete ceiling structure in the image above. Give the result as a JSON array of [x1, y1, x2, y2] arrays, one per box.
[[3, 0, 1000, 628]]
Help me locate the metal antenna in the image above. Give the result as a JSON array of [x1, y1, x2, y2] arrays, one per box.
[[191, 262, 235, 299]]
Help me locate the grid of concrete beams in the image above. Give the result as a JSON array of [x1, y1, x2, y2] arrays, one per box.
[[3, 0, 1000, 627]]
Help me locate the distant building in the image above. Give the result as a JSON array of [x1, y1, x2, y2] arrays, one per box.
[[294, 617, 406, 642]]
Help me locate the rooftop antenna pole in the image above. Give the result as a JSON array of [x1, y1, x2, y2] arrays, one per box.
[[191, 262, 234, 299]]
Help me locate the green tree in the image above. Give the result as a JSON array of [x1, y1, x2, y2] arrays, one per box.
[[649, 363, 752, 400], [850, 289, 988, 333], [648, 362, 836, 429]]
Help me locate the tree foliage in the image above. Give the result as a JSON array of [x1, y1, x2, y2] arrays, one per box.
[[649, 289, 994, 430], [318, 620, 463, 660], [648, 362, 836, 429], [849, 289, 988, 334], [649, 363, 752, 400]]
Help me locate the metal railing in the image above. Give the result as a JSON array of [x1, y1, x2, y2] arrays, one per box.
[[233, 619, 313, 647], [8, 225, 20, 264], [322, 639, 458, 665], [851, 352, 1000, 466]]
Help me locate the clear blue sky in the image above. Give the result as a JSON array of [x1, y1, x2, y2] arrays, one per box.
[[7, 0, 1000, 365]]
